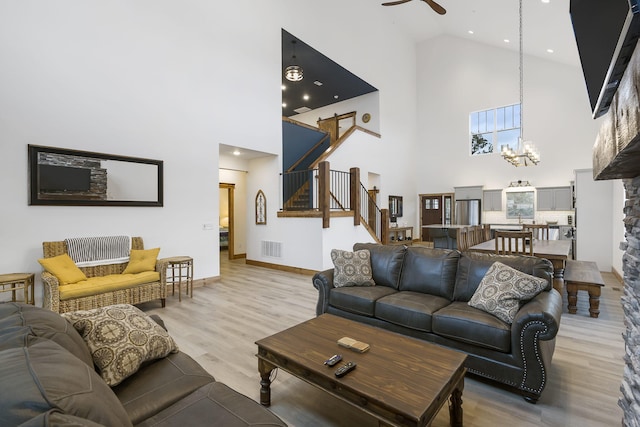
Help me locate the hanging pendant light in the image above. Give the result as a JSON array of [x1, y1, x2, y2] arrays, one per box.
[[285, 40, 303, 82], [502, 0, 540, 167]]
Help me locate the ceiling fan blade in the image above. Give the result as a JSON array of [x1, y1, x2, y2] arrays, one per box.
[[423, 0, 446, 14], [382, 0, 412, 6]]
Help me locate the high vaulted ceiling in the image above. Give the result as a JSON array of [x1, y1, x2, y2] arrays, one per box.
[[282, 0, 580, 118], [383, 0, 578, 66]]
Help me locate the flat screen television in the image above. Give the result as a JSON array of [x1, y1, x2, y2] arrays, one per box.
[[39, 164, 91, 192], [570, 0, 640, 118]]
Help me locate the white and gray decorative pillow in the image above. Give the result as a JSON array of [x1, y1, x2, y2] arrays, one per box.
[[331, 249, 374, 288], [62, 304, 178, 386], [468, 262, 547, 324]]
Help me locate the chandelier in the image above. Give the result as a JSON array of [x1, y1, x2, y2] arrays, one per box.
[[285, 40, 303, 82], [501, 0, 540, 167]]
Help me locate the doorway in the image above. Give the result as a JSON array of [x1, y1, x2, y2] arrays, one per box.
[[219, 183, 235, 260], [419, 193, 454, 241]]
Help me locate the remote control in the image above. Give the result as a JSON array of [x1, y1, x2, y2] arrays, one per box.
[[334, 361, 356, 378], [324, 354, 342, 367]]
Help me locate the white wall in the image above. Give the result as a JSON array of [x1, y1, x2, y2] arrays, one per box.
[[0, 0, 421, 300], [1, 1, 620, 293], [612, 180, 626, 276], [575, 169, 614, 271], [415, 35, 601, 193], [291, 92, 381, 135]]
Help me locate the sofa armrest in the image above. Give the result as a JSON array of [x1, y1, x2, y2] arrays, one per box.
[[510, 288, 563, 400], [155, 258, 169, 287], [512, 289, 562, 343], [41, 272, 61, 313], [312, 269, 335, 316]]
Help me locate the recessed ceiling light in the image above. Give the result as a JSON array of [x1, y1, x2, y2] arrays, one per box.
[[468, 30, 474, 35], [504, 39, 510, 43], [233, 150, 241, 156], [546, 49, 554, 53], [313, 80, 323, 86], [282, 102, 287, 108], [281, 85, 286, 91], [303, 94, 309, 101], [541, 0, 550, 3], [334, 95, 339, 99]]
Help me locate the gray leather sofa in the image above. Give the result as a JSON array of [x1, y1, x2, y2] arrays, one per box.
[[0, 302, 286, 426], [312, 243, 563, 403]]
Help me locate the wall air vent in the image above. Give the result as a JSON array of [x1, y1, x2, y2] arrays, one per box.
[[261, 241, 282, 258], [294, 106, 312, 114]]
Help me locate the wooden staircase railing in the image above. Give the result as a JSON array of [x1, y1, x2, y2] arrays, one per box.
[[280, 162, 390, 243]]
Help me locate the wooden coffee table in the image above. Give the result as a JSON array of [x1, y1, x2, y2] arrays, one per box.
[[256, 314, 467, 427]]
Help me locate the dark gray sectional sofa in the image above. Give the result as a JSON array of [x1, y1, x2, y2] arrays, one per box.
[[0, 302, 286, 426], [312, 243, 563, 403]]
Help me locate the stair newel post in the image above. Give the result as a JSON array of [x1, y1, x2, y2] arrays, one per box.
[[350, 167, 361, 226], [381, 208, 390, 244], [318, 161, 330, 228]]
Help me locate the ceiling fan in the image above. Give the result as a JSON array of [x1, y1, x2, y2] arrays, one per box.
[[382, 0, 446, 15]]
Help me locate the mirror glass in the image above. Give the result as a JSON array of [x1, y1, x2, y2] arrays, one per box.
[[28, 145, 163, 206], [389, 195, 403, 219]]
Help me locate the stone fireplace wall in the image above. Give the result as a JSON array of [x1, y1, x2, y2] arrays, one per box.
[[621, 176, 640, 426]]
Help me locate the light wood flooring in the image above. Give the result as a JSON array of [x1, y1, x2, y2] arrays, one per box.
[[139, 253, 625, 427]]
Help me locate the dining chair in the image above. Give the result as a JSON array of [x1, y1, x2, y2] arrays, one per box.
[[430, 228, 449, 249], [447, 228, 457, 250], [494, 230, 534, 255], [523, 224, 550, 240], [457, 227, 469, 251], [482, 224, 492, 242]]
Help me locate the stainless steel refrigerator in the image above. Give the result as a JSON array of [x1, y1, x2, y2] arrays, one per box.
[[454, 199, 481, 226]]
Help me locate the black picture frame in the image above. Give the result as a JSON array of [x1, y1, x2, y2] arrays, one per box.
[[28, 145, 163, 207]]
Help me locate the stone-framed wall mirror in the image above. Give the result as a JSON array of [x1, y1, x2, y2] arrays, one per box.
[[28, 145, 163, 206]]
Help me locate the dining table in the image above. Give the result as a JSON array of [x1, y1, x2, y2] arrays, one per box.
[[468, 239, 573, 292]]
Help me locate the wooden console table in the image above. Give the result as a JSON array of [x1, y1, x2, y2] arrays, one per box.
[[389, 226, 413, 245]]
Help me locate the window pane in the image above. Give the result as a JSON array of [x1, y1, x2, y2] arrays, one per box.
[[486, 110, 494, 131], [478, 112, 486, 133], [497, 129, 520, 152], [471, 132, 494, 155], [496, 108, 505, 130], [470, 112, 479, 133], [504, 106, 513, 128]]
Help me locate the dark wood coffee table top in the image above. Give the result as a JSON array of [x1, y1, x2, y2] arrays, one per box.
[[256, 314, 467, 427]]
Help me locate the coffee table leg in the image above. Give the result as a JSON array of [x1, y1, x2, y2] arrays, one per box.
[[449, 379, 464, 427], [258, 359, 275, 406]]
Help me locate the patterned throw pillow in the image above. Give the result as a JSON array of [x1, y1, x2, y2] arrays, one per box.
[[62, 304, 178, 386], [331, 249, 374, 287], [468, 262, 547, 324]]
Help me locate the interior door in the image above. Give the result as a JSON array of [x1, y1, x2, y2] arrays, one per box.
[[421, 195, 443, 241]]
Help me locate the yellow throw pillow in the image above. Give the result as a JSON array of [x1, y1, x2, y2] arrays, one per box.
[[122, 248, 160, 274], [38, 254, 88, 285]]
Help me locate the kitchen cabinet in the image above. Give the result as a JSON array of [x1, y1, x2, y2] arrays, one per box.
[[537, 186, 573, 211], [483, 189, 503, 211], [454, 185, 483, 201]]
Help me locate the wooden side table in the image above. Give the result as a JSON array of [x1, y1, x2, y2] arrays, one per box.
[[0, 273, 35, 305], [565, 260, 605, 318], [164, 257, 193, 301]]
